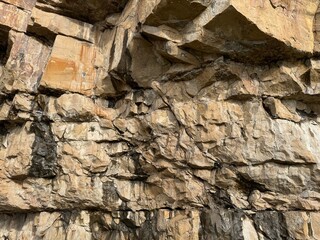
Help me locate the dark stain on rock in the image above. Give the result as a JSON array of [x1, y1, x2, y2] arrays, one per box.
[[253, 211, 291, 239], [61, 211, 72, 230], [130, 151, 149, 180], [211, 189, 235, 209], [199, 206, 245, 240], [139, 211, 157, 240], [29, 121, 57, 178], [103, 181, 121, 206]]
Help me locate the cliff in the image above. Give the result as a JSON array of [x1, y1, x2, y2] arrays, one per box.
[[0, 0, 320, 239]]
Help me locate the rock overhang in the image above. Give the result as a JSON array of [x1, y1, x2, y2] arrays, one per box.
[[139, 0, 320, 64]]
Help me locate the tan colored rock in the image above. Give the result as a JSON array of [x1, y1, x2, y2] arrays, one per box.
[[154, 41, 200, 66], [141, 25, 182, 43], [310, 212, 320, 239], [230, 0, 318, 53], [147, 109, 178, 132], [182, 0, 318, 61], [113, 117, 151, 141], [30, 8, 95, 42], [242, 216, 259, 240], [1, 0, 37, 11], [51, 122, 119, 142], [144, 0, 211, 28], [40, 35, 101, 95], [314, 4, 320, 53], [54, 93, 120, 121], [263, 97, 302, 122], [1, 0, 320, 239], [4, 122, 34, 179], [6, 31, 51, 92], [0, 101, 10, 120], [300, 58, 320, 95], [119, 36, 170, 87], [0, 67, 14, 94], [61, 141, 111, 173], [0, 2, 30, 31], [65, 211, 91, 240], [284, 212, 309, 239], [12, 93, 34, 112], [55, 93, 96, 120], [238, 163, 312, 194], [93, 73, 118, 97]]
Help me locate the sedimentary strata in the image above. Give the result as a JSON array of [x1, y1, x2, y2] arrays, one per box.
[[0, 0, 320, 239]]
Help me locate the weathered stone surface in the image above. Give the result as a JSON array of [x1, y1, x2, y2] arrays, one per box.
[[1, 0, 320, 239], [144, 0, 211, 28], [29, 121, 57, 178], [1, 0, 36, 11], [29, 8, 95, 43], [0, 2, 30, 32], [40, 35, 101, 95], [6, 31, 51, 92], [4, 122, 34, 179]]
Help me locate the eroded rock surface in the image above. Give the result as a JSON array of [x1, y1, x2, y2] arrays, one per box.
[[1, 0, 320, 239]]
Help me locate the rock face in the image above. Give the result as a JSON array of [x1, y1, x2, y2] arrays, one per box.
[[1, 0, 320, 239]]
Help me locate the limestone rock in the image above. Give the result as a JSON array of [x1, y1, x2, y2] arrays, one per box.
[[0, 0, 320, 239], [4, 122, 34, 179], [6, 31, 51, 92], [29, 8, 95, 43], [0, 2, 30, 31], [40, 35, 101, 96]]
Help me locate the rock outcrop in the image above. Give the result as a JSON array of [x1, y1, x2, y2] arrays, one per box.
[[1, 0, 320, 239]]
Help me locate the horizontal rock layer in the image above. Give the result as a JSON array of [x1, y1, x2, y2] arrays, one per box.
[[1, 0, 320, 239]]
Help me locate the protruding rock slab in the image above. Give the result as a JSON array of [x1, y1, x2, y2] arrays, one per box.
[[29, 8, 95, 43], [1, 0, 37, 11], [144, 0, 211, 28], [230, 0, 318, 54], [40, 35, 101, 95], [6, 31, 51, 92], [182, 0, 318, 62], [0, 2, 30, 32]]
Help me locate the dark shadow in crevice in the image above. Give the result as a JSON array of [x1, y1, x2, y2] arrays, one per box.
[[0, 26, 11, 65], [26, 24, 56, 46]]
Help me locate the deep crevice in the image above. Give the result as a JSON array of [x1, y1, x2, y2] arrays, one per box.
[[0, 26, 11, 65]]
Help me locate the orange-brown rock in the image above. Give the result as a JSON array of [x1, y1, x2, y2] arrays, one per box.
[[40, 35, 101, 96]]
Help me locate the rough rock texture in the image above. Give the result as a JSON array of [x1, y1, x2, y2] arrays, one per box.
[[1, 0, 320, 239]]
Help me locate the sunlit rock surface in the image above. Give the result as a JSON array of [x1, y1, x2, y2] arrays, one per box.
[[0, 0, 320, 239]]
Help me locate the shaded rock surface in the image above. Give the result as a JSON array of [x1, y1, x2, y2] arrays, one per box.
[[0, 0, 320, 239]]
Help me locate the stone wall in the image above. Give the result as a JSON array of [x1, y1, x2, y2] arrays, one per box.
[[0, 0, 320, 239]]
